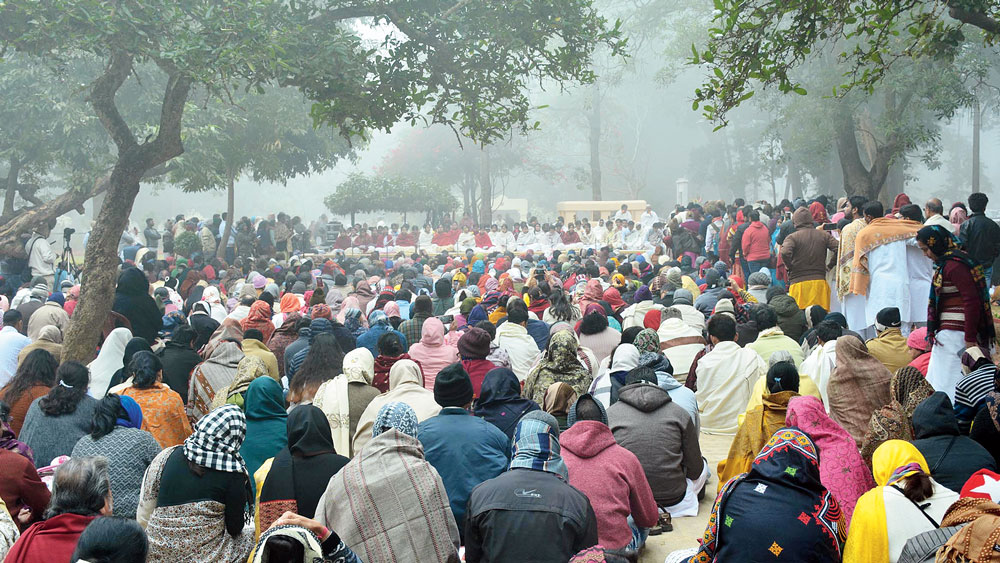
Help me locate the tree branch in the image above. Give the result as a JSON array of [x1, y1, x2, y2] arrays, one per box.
[[948, 4, 1000, 35], [143, 61, 193, 168], [89, 51, 138, 152]]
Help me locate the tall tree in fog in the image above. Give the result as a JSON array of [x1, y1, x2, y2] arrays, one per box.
[[1, 0, 624, 363]]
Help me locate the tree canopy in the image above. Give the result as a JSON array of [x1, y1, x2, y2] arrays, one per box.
[[325, 173, 457, 223], [0, 0, 624, 363], [690, 0, 1000, 123]]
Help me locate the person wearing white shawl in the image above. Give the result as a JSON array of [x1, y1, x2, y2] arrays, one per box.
[[692, 315, 766, 435], [351, 360, 441, 455], [796, 321, 841, 410], [86, 327, 132, 399], [311, 348, 381, 457], [588, 343, 641, 409], [656, 307, 707, 379], [200, 286, 227, 324]]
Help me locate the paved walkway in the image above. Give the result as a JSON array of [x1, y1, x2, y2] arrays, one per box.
[[639, 432, 733, 563]]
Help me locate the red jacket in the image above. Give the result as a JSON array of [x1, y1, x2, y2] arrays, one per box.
[[740, 221, 772, 262], [561, 420, 659, 550], [462, 359, 499, 398], [5, 512, 95, 563]]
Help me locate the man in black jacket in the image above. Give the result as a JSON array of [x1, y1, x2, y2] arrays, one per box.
[[959, 192, 1000, 281], [157, 325, 202, 402], [465, 411, 598, 562]]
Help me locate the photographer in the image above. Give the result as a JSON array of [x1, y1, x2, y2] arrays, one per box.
[[24, 220, 57, 290]]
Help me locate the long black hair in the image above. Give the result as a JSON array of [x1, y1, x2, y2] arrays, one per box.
[[288, 333, 344, 404], [90, 394, 128, 440], [1, 348, 58, 407], [546, 289, 576, 322], [129, 351, 162, 390], [39, 361, 90, 417]]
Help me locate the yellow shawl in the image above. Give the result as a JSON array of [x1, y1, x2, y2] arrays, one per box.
[[843, 440, 928, 563], [717, 390, 797, 489]]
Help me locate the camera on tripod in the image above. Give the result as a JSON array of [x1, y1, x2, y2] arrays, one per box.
[[63, 227, 76, 245]]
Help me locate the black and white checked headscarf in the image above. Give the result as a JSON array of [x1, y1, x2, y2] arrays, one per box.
[[183, 404, 248, 474]]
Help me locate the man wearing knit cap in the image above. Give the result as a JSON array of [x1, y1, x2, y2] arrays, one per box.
[[457, 327, 499, 396], [418, 363, 509, 541], [669, 288, 705, 332], [15, 283, 49, 336], [865, 306, 911, 374], [746, 270, 771, 303]]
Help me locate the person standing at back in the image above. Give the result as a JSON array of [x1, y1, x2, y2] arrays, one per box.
[[24, 220, 57, 291], [958, 192, 1000, 282], [780, 207, 838, 310]]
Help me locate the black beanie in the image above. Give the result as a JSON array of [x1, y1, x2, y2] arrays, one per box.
[[434, 363, 474, 408]]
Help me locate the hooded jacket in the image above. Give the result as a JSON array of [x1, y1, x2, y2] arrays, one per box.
[[779, 208, 839, 285], [351, 360, 441, 454], [112, 268, 163, 343], [740, 221, 771, 262], [473, 368, 540, 440], [911, 392, 997, 492], [561, 420, 658, 549], [407, 318, 459, 390], [606, 383, 703, 506]]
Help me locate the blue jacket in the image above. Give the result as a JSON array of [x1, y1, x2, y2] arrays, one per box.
[[418, 407, 510, 536], [355, 324, 407, 357]]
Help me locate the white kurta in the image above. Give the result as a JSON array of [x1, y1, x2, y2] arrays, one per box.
[[905, 240, 932, 324], [927, 329, 965, 401], [694, 341, 766, 435], [798, 339, 837, 410], [864, 240, 914, 327]]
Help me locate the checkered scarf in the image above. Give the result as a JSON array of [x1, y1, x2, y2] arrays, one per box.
[[510, 412, 568, 480], [183, 404, 248, 474]]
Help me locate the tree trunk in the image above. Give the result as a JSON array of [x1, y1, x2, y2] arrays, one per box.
[[62, 166, 143, 363], [479, 148, 492, 226], [3, 157, 20, 218], [973, 99, 982, 193], [588, 83, 602, 210], [217, 172, 235, 260], [835, 109, 885, 201]]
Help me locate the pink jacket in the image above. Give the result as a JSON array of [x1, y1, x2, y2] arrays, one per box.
[[407, 317, 459, 390], [561, 420, 658, 549], [740, 221, 772, 262]]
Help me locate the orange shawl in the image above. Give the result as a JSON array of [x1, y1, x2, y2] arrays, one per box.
[[849, 218, 922, 296]]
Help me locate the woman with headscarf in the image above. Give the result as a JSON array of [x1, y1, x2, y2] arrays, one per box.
[[189, 301, 222, 351], [120, 351, 192, 449], [311, 348, 380, 458], [827, 334, 893, 447], [602, 287, 628, 316], [240, 300, 275, 344], [860, 365, 936, 462], [347, 280, 375, 316], [577, 305, 620, 365], [542, 382, 577, 433], [473, 367, 540, 440], [577, 279, 605, 316], [589, 343, 641, 409], [112, 267, 162, 344], [201, 286, 228, 324], [265, 311, 300, 379], [355, 310, 407, 358], [86, 327, 132, 400], [916, 224, 995, 400], [63, 285, 80, 317], [188, 341, 245, 420], [71, 394, 161, 518], [105, 336, 152, 395], [680, 428, 845, 563], [949, 203, 969, 235], [253, 405, 349, 541], [843, 440, 959, 563], [620, 285, 660, 330], [138, 405, 255, 562], [523, 330, 594, 406], [717, 361, 800, 487], [352, 360, 441, 454], [318, 402, 459, 562], [786, 395, 875, 525], [407, 317, 459, 390], [240, 377, 287, 478]]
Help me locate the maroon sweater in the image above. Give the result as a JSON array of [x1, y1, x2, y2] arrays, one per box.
[[934, 261, 985, 345], [561, 421, 659, 549]]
